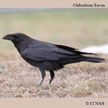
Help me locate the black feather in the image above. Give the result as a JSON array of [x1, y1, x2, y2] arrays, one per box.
[[56, 44, 97, 55]]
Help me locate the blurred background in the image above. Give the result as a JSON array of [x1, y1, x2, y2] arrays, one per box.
[[0, 8, 108, 53]]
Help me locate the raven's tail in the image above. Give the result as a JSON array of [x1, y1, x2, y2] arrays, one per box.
[[84, 56, 105, 63]]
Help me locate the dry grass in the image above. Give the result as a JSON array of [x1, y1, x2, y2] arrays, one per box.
[[0, 53, 108, 98]]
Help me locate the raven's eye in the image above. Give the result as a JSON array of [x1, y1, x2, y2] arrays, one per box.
[[13, 35, 18, 39]]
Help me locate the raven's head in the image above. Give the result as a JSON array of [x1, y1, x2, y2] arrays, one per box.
[[2, 33, 30, 42], [3, 33, 33, 52]]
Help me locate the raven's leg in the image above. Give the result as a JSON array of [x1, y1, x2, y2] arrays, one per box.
[[39, 68, 46, 85], [49, 71, 55, 84]]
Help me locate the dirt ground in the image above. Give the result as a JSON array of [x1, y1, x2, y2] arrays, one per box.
[[0, 53, 108, 98]]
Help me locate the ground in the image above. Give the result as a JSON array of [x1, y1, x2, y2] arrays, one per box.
[[0, 53, 108, 98]]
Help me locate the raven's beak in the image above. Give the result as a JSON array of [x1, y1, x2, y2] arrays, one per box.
[[2, 34, 14, 41]]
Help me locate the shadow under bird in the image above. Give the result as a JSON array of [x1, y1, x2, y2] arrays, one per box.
[[3, 33, 105, 85]]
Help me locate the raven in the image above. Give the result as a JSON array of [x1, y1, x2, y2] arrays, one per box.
[[3, 33, 105, 85]]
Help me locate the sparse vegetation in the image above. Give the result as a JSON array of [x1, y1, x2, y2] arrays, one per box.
[[0, 53, 107, 98]]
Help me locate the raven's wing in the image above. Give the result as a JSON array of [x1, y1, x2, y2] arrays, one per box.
[[21, 47, 78, 62], [55, 44, 96, 55], [20, 42, 83, 62]]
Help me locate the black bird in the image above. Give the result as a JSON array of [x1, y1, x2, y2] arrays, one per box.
[[3, 33, 105, 85]]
